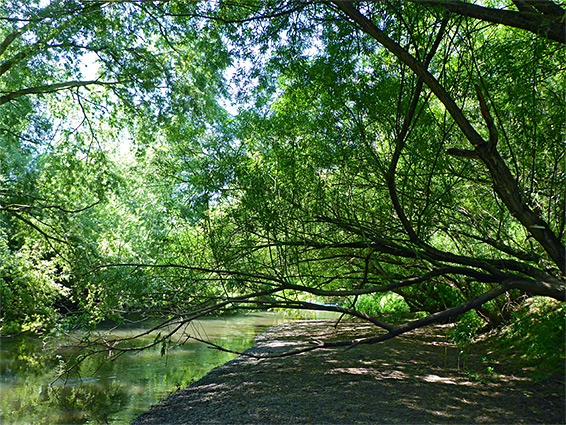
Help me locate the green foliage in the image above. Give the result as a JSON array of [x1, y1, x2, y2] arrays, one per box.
[[497, 298, 565, 372], [0, 0, 564, 368], [0, 0, 235, 333], [0, 239, 64, 333], [354, 292, 410, 316], [450, 310, 485, 346]]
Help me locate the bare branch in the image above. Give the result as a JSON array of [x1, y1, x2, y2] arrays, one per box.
[[250, 283, 510, 358]]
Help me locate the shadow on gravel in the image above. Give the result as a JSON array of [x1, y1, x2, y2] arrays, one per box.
[[132, 320, 565, 425]]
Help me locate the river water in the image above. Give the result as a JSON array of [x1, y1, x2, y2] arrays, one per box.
[[0, 311, 328, 424]]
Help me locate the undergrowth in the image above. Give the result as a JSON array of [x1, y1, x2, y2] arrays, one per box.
[[496, 297, 565, 374], [451, 297, 565, 378]]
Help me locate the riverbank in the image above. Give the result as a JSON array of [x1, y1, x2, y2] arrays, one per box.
[[131, 319, 565, 424]]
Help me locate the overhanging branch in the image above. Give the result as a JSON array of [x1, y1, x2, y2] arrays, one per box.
[[412, 0, 565, 44], [331, 1, 566, 274], [0, 80, 123, 105]]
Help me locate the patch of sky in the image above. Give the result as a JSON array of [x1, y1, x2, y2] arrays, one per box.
[[81, 51, 101, 80], [218, 64, 240, 116]]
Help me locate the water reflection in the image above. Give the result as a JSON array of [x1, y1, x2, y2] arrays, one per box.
[[0, 312, 310, 424]]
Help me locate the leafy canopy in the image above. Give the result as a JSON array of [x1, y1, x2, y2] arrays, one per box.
[[0, 1, 564, 360]]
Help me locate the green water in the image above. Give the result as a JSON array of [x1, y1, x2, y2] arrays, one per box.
[[0, 312, 302, 425]]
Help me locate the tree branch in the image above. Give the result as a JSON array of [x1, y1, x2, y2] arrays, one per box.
[[331, 1, 566, 274], [0, 80, 121, 105], [233, 283, 512, 358], [0, 199, 100, 214], [412, 0, 565, 44]]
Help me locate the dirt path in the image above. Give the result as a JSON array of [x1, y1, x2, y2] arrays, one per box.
[[131, 320, 565, 424]]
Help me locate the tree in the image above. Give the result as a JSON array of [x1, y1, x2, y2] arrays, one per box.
[[134, 0, 564, 351], [1, 0, 564, 357], [0, 0, 229, 332]]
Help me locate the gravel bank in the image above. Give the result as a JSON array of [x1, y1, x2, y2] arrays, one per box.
[[131, 319, 564, 424]]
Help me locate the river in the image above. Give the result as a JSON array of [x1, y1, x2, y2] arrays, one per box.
[[0, 311, 330, 424]]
